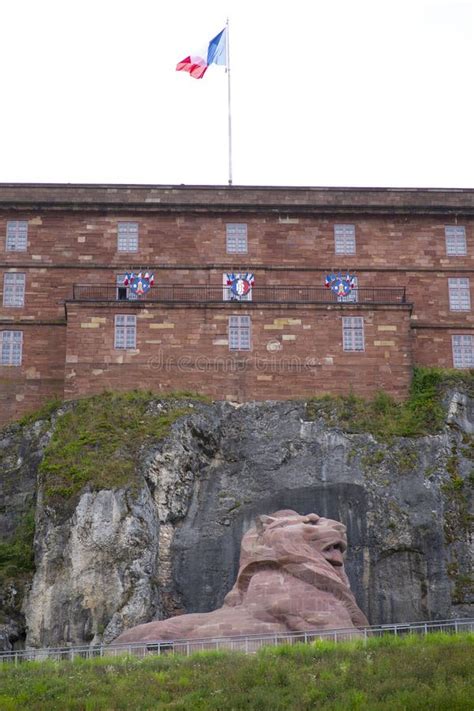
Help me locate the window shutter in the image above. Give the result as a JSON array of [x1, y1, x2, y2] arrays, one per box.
[[226, 224, 248, 254], [3, 273, 25, 307], [117, 223, 139, 252], [1, 331, 23, 365], [452, 335, 474, 368], [6, 221, 28, 251], [334, 225, 356, 254], [342, 317, 364, 351], [445, 226, 467, 256]]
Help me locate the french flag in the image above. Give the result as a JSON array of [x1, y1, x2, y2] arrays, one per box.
[[176, 27, 227, 79]]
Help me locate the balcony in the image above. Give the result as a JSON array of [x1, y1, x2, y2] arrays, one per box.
[[70, 284, 407, 305]]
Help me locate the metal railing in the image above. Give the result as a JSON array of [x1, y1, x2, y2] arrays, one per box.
[[71, 284, 407, 305], [1, 618, 472, 665]]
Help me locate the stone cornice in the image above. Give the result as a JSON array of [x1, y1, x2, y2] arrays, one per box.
[[0, 184, 472, 216], [1, 262, 473, 273]]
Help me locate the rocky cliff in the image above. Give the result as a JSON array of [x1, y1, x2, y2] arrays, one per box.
[[0, 376, 473, 650]]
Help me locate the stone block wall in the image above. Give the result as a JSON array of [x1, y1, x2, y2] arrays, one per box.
[[0, 212, 472, 272], [0, 324, 66, 425], [0, 184, 472, 424], [63, 304, 413, 402]]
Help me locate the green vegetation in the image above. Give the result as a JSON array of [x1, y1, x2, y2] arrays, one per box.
[[17, 397, 64, 427], [305, 366, 474, 440], [38, 391, 202, 513], [0, 509, 36, 620], [447, 561, 474, 604], [442, 438, 474, 601], [0, 634, 472, 710], [0, 510, 35, 585], [442, 442, 473, 546]]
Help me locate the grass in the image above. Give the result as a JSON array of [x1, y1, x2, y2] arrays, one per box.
[[305, 366, 474, 440], [17, 397, 64, 427], [0, 633, 472, 710], [38, 390, 200, 515]]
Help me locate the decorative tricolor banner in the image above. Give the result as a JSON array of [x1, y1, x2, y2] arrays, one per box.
[[325, 272, 356, 297], [226, 272, 254, 298], [176, 27, 227, 79], [123, 272, 155, 296]]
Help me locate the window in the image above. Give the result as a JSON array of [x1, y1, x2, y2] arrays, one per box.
[[337, 276, 358, 303], [334, 224, 356, 254], [445, 226, 466, 256], [342, 317, 364, 351], [116, 274, 137, 301], [3, 273, 25, 307], [222, 273, 252, 302], [6, 221, 28, 251], [1, 331, 23, 365], [117, 222, 138, 252], [448, 278, 471, 311], [452, 335, 474, 368], [228, 315, 251, 350], [226, 224, 248, 253], [114, 315, 136, 349]]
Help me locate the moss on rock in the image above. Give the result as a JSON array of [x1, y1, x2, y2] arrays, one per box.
[[305, 366, 474, 440], [38, 391, 199, 511], [0, 509, 36, 620]]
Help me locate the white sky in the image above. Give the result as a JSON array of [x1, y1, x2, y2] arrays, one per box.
[[1, 0, 473, 188]]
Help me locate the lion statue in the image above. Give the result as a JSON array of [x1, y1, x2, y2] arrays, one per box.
[[113, 510, 368, 644]]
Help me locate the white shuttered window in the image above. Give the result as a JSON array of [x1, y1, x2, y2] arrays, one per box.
[[6, 221, 28, 251], [445, 226, 467, 256], [1, 331, 23, 365], [448, 278, 471, 311], [452, 335, 474, 368], [116, 274, 137, 301], [3, 273, 25, 307], [228, 315, 251, 351], [342, 317, 364, 351], [114, 315, 136, 349], [334, 225, 356, 254], [117, 223, 139, 252], [226, 224, 248, 253]]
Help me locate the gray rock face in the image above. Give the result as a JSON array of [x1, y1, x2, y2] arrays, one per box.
[[0, 417, 53, 650], [0, 392, 472, 649], [167, 402, 471, 627], [24, 486, 160, 646]]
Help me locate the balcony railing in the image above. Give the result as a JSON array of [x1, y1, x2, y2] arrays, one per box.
[[71, 284, 407, 305]]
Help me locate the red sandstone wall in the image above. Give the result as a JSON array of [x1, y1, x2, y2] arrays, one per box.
[[1, 210, 473, 333], [0, 264, 472, 328], [0, 213, 472, 271], [0, 325, 66, 426], [0, 205, 472, 425], [412, 326, 472, 368], [63, 304, 413, 402]]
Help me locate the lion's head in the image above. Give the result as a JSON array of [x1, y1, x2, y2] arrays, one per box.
[[237, 509, 350, 587]]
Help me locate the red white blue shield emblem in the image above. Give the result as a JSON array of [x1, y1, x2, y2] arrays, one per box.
[[226, 273, 255, 298], [123, 272, 155, 296], [325, 271, 356, 297]]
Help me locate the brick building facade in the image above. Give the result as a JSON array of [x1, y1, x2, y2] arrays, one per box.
[[0, 184, 472, 426]]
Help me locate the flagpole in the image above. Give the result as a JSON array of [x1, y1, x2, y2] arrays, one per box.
[[226, 18, 233, 186]]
